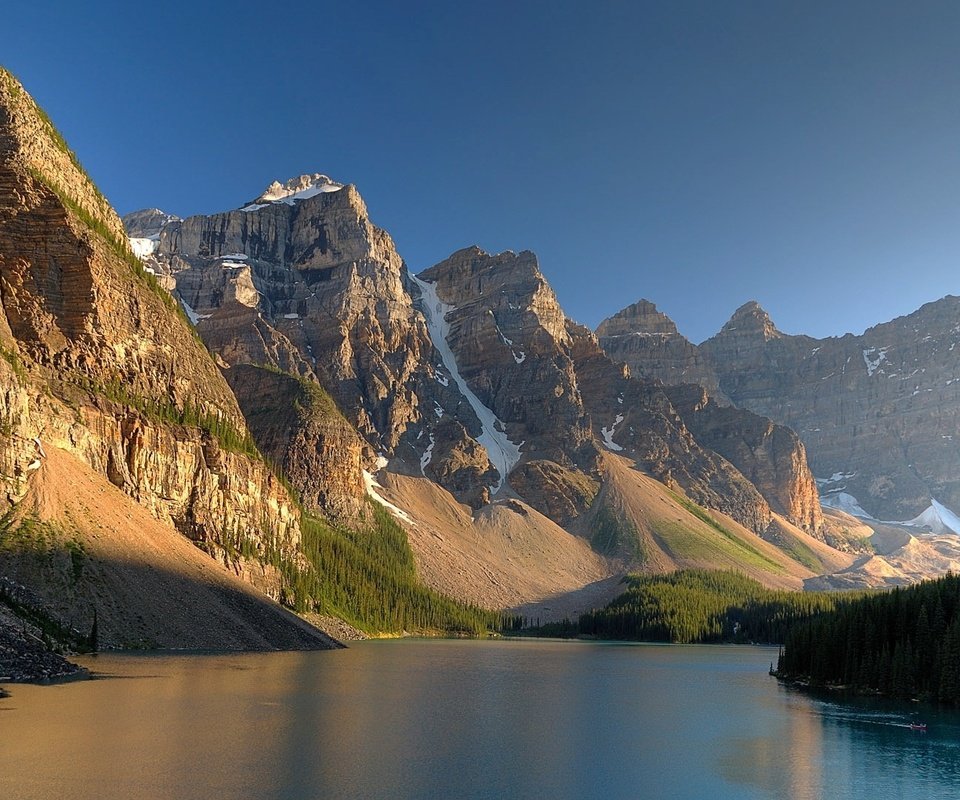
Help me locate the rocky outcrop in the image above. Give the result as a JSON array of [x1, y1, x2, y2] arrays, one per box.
[[417, 247, 776, 534], [597, 300, 727, 401], [0, 68, 307, 609], [566, 322, 775, 533], [418, 247, 598, 474], [225, 364, 368, 521], [603, 293, 960, 524], [129, 180, 499, 510], [701, 299, 960, 521], [663, 384, 824, 535]]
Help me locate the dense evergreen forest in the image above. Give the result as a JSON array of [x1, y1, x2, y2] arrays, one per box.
[[277, 503, 510, 636], [776, 573, 960, 704], [528, 570, 850, 644]]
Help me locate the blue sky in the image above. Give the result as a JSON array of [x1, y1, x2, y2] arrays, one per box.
[[4, 1, 960, 342]]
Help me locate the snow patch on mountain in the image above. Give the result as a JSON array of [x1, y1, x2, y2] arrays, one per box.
[[821, 489, 960, 534], [601, 413, 625, 451], [363, 469, 416, 526], [241, 174, 344, 211], [130, 237, 159, 259], [904, 500, 960, 534], [862, 346, 890, 377], [411, 273, 522, 493], [821, 491, 872, 518], [420, 434, 435, 476], [179, 297, 210, 325]]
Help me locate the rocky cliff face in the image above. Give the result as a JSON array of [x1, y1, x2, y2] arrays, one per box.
[[595, 300, 844, 535], [0, 68, 303, 596], [701, 298, 960, 522], [225, 364, 367, 521], [663, 384, 824, 534], [603, 293, 960, 525], [416, 247, 781, 533], [597, 300, 727, 401], [566, 321, 776, 533], [418, 247, 598, 471], [131, 179, 499, 510]]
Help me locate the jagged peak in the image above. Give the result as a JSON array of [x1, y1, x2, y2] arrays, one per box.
[[596, 299, 679, 338], [122, 208, 181, 239], [719, 300, 780, 339], [423, 246, 540, 284], [240, 173, 344, 211]]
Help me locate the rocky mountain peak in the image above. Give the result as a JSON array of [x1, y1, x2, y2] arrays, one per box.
[[720, 301, 780, 340], [122, 208, 181, 239], [243, 173, 344, 209], [597, 298, 727, 401], [596, 299, 679, 338]]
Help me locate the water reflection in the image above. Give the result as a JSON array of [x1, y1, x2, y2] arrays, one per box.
[[718, 685, 824, 800], [2, 642, 959, 800]]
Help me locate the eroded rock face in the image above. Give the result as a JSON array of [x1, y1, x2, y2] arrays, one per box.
[[418, 247, 598, 474], [663, 384, 824, 535], [567, 322, 775, 533], [595, 302, 827, 534], [128, 180, 497, 510], [225, 364, 367, 521], [598, 300, 728, 401], [0, 68, 301, 590], [603, 294, 960, 522], [701, 298, 960, 520], [418, 248, 776, 533]]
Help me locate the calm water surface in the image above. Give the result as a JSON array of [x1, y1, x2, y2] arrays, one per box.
[[2, 639, 959, 799]]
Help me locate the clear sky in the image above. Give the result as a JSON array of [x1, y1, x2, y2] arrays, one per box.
[[4, 1, 960, 342]]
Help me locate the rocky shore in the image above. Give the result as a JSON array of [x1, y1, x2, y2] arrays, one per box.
[[0, 614, 86, 685]]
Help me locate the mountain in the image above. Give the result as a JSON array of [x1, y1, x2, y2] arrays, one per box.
[[129, 186, 848, 607], [597, 300, 727, 401], [599, 295, 960, 586], [602, 296, 960, 525], [0, 67, 336, 650], [9, 65, 918, 665]]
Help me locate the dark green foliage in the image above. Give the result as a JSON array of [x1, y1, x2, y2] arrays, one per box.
[[531, 570, 850, 644], [777, 572, 960, 704], [275, 502, 513, 635]]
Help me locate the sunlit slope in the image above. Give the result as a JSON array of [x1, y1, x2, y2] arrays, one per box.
[[364, 471, 620, 619], [586, 453, 851, 589]]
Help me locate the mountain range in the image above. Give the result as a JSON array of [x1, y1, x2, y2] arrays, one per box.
[[2, 67, 959, 657]]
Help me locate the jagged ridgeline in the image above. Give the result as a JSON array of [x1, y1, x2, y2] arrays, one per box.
[[130, 172, 857, 615], [777, 573, 960, 704], [0, 66, 498, 648], [599, 296, 960, 528]]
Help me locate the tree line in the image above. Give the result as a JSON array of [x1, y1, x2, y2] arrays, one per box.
[[277, 502, 516, 636], [776, 572, 960, 704], [527, 570, 851, 644]]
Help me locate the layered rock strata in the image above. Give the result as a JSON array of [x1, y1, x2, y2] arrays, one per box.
[[0, 68, 304, 600], [130, 180, 497, 509], [602, 294, 960, 522]]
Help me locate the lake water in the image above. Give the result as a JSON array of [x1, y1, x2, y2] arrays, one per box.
[[2, 639, 959, 799]]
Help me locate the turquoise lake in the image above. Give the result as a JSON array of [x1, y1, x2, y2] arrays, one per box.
[[2, 639, 958, 799]]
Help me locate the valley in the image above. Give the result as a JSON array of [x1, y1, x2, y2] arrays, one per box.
[[2, 64, 960, 676]]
